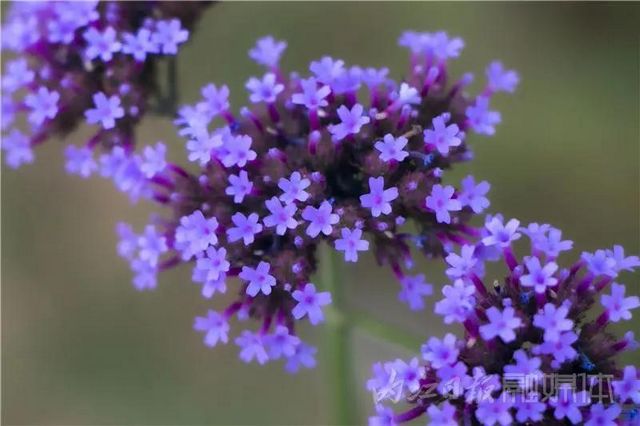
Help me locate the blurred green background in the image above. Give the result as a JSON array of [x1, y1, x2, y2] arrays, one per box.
[[2, 2, 639, 425]]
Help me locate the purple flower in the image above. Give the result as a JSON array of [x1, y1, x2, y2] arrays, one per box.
[[83, 26, 121, 61], [186, 131, 221, 165], [137, 225, 168, 267], [445, 245, 478, 280], [329, 104, 370, 141], [200, 83, 230, 118], [609, 245, 640, 273], [174, 210, 219, 260], [195, 247, 230, 283], [486, 61, 519, 94], [84, 92, 125, 130], [116, 222, 137, 260], [25, 86, 59, 127], [122, 28, 156, 62], [479, 306, 522, 343], [549, 386, 591, 424], [240, 261, 277, 296], [291, 77, 331, 110], [436, 361, 470, 397], [64, 145, 97, 178], [227, 212, 263, 246], [131, 259, 157, 291], [360, 176, 398, 217], [423, 113, 463, 156], [285, 342, 317, 373], [192, 268, 226, 299], [266, 325, 300, 359], [194, 310, 229, 347], [503, 350, 543, 388], [532, 331, 578, 365], [466, 96, 501, 135], [514, 393, 546, 423], [374, 134, 409, 162], [2, 58, 34, 93], [534, 227, 573, 258], [220, 134, 257, 168], [2, 129, 34, 168], [310, 56, 345, 86], [263, 196, 298, 235], [393, 357, 422, 393], [421, 333, 459, 369], [533, 303, 574, 342], [458, 175, 490, 213], [361, 67, 389, 89], [334, 227, 369, 262], [226, 170, 253, 203], [292, 283, 332, 325], [585, 403, 621, 426], [278, 171, 310, 204], [582, 249, 617, 277], [245, 73, 284, 104], [612, 365, 640, 403], [465, 366, 501, 403], [368, 405, 396, 426], [425, 184, 462, 224], [427, 402, 457, 426], [302, 201, 339, 238], [249, 36, 287, 68], [235, 330, 269, 364], [520, 256, 558, 293], [435, 279, 476, 324], [475, 394, 513, 426], [152, 19, 188, 55], [601, 282, 639, 322], [332, 66, 362, 94], [398, 274, 433, 311], [140, 142, 166, 178], [482, 217, 521, 248]]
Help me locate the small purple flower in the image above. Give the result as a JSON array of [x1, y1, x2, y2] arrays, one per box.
[[137, 225, 168, 267], [361, 67, 389, 89], [332, 66, 362, 94], [310, 56, 345, 86], [246, 73, 284, 104], [436, 361, 470, 397], [520, 256, 558, 294], [263, 196, 298, 235], [122, 28, 156, 62], [465, 366, 501, 403], [226, 170, 253, 204], [240, 261, 277, 296], [83, 26, 121, 62], [174, 210, 219, 260], [2, 58, 34, 93], [374, 134, 409, 162], [291, 77, 331, 110], [131, 259, 157, 291], [334, 227, 369, 262], [427, 401, 457, 426], [609, 245, 640, 273], [532, 331, 578, 365], [421, 333, 459, 369], [200, 83, 230, 118], [194, 310, 229, 347], [152, 19, 189, 55], [394, 357, 422, 393], [266, 325, 300, 359], [285, 342, 317, 373], [249, 36, 287, 68], [601, 282, 639, 322], [549, 386, 591, 424], [84, 92, 125, 130], [458, 175, 490, 213], [585, 403, 621, 426], [2, 129, 34, 168], [292, 283, 332, 325], [195, 247, 230, 283], [445, 245, 478, 280], [116, 222, 137, 260], [479, 306, 522, 343], [435, 279, 476, 324], [424, 113, 463, 156], [227, 212, 263, 246], [534, 227, 573, 258], [235, 330, 269, 364], [25, 86, 59, 127], [503, 350, 543, 388], [302, 201, 339, 238], [278, 171, 311, 204], [360, 176, 398, 217], [486, 61, 519, 94], [612, 365, 640, 403], [140, 142, 167, 178], [329, 104, 370, 141], [398, 273, 433, 311], [482, 217, 521, 248], [582, 249, 617, 277], [533, 303, 574, 342], [220, 133, 257, 168], [475, 393, 513, 426], [187, 131, 218, 166], [192, 269, 226, 299], [514, 393, 546, 423], [466, 96, 501, 136], [368, 405, 396, 426], [64, 145, 97, 178], [425, 184, 462, 224]]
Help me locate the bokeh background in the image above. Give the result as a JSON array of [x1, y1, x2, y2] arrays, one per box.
[[2, 2, 639, 425]]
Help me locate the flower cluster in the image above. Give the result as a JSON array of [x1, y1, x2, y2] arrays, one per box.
[[113, 32, 517, 370], [368, 216, 639, 425], [1, 1, 208, 169]]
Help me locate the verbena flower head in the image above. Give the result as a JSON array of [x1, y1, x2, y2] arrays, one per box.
[[367, 218, 639, 424], [110, 31, 517, 370]]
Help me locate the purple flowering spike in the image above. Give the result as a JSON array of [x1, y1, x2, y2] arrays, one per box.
[[329, 104, 370, 141], [585, 403, 621, 426], [427, 402, 457, 426], [458, 175, 490, 213], [226, 170, 253, 204], [64, 145, 97, 178], [549, 386, 591, 423], [360, 176, 398, 217], [520, 256, 558, 293], [424, 113, 463, 156], [466, 96, 501, 135], [246, 73, 284, 104], [25, 86, 59, 127], [291, 77, 331, 110], [482, 216, 521, 247], [249, 36, 287, 68], [486, 61, 520, 94], [503, 350, 543, 388], [263, 197, 298, 235], [194, 310, 229, 348], [140, 142, 167, 178], [445, 245, 478, 280], [174, 210, 218, 260], [334, 227, 369, 262], [227, 212, 263, 246], [374, 134, 409, 162], [421, 333, 459, 369], [235, 330, 269, 364], [292, 283, 332, 325], [152, 19, 188, 55], [285, 342, 317, 373], [609, 245, 640, 273], [425, 184, 462, 224], [475, 393, 513, 426], [601, 283, 639, 322], [266, 325, 300, 359], [2, 58, 34, 93], [83, 26, 121, 62], [220, 133, 257, 168], [398, 274, 433, 310], [200, 83, 230, 118], [122, 28, 156, 62], [195, 247, 230, 283], [2, 129, 34, 168], [240, 261, 276, 296], [278, 171, 310, 204], [435, 279, 476, 324], [612, 365, 640, 403], [479, 306, 522, 343], [533, 303, 574, 342], [85, 92, 125, 130], [302, 201, 339, 238]]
